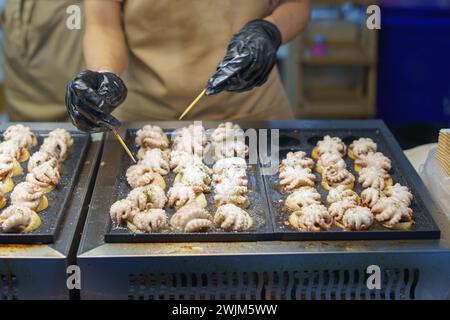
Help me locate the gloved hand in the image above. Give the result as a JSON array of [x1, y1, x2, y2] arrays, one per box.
[[65, 70, 127, 133], [205, 19, 282, 96]]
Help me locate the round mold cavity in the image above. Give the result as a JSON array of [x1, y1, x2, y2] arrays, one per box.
[[342, 136, 361, 145], [279, 135, 301, 147], [307, 136, 322, 146]]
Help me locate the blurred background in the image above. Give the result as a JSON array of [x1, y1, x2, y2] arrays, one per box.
[[277, 0, 450, 149], [1, 0, 450, 149]]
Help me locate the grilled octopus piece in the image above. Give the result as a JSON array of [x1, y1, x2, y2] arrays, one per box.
[[285, 187, 321, 211], [135, 125, 169, 150], [27, 151, 59, 172], [212, 157, 247, 175], [110, 199, 137, 227], [289, 204, 333, 231], [0, 154, 15, 180], [0, 140, 27, 162], [212, 168, 248, 187], [170, 202, 213, 232], [349, 138, 377, 159], [126, 185, 167, 211], [3, 124, 37, 149], [315, 136, 347, 157], [48, 128, 73, 147], [279, 151, 315, 172], [279, 166, 316, 191], [126, 164, 162, 189], [211, 140, 248, 160], [0, 205, 41, 233], [384, 183, 413, 207], [167, 183, 197, 209], [372, 197, 413, 228], [40, 137, 68, 162], [214, 183, 249, 208], [210, 122, 245, 143], [214, 204, 253, 232], [177, 165, 211, 193], [328, 199, 357, 221], [11, 182, 45, 210], [322, 165, 355, 188], [169, 150, 204, 174], [326, 185, 359, 205], [360, 187, 383, 208], [26, 162, 60, 191], [355, 152, 391, 172], [139, 148, 170, 175], [172, 124, 207, 157], [358, 167, 390, 190], [316, 152, 346, 172], [129, 209, 168, 233], [342, 206, 374, 230]]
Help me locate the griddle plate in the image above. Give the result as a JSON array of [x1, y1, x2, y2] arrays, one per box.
[[0, 131, 90, 244], [102, 123, 440, 243], [104, 129, 274, 243], [263, 128, 440, 241]]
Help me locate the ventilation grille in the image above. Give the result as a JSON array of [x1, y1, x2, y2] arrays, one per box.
[[1, 274, 18, 300], [128, 269, 419, 300]]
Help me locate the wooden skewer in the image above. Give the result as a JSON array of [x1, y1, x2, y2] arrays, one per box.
[[178, 89, 206, 120], [111, 127, 137, 163]]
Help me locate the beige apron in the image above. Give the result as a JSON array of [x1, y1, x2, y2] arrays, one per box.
[[115, 0, 293, 121], [3, 0, 84, 121]]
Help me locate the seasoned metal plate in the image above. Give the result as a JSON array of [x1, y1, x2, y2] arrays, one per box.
[[0, 130, 90, 244], [263, 128, 440, 241], [104, 128, 274, 243]]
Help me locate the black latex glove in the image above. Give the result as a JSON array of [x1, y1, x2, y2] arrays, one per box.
[[65, 70, 127, 133], [205, 19, 282, 96]]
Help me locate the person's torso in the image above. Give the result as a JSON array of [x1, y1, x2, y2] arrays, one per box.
[[3, 0, 84, 121], [118, 0, 292, 121]]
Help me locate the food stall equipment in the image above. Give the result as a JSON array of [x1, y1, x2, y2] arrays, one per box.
[[77, 120, 450, 300], [0, 123, 102, 300]]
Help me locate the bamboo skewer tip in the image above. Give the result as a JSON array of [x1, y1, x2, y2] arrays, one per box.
[[111, 127, 137, 163], [178, 89, 206, 120]]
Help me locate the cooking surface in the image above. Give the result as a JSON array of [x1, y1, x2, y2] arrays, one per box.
[[264, 128, 440, 240], [105, 128, 274, 243], [80, 121, 444, 256], [0, 130, 90, 244]]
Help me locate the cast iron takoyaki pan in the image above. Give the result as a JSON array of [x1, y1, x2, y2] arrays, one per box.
[[0, 129, 90, 244], [104, 127, 275, 243], [262, 126, 440, 241]]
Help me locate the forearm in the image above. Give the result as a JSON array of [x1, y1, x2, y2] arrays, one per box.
[[83, 0, 127, 75], [265, 0, 310, 44]]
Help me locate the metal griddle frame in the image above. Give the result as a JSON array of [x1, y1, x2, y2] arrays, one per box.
[[78, 120, 450, 300]]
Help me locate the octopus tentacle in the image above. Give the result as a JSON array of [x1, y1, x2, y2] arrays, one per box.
[[214, 204, 253, 231], [110, 199, 137, 226], [279, 167, 316, 191], [170, 202, 213, 232], [0, 205, 41, 233], [129, 209, 168, 233], [126, 185, 167, 211]]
